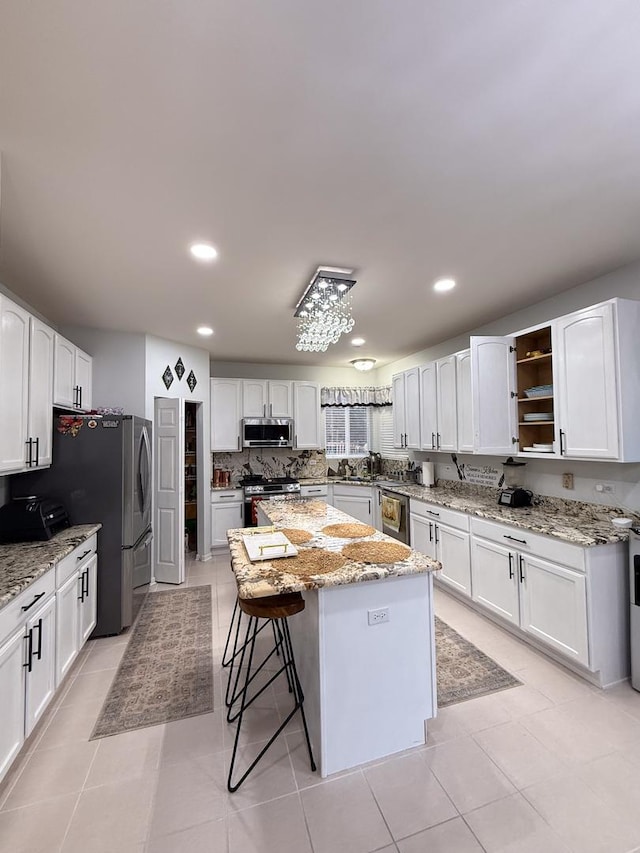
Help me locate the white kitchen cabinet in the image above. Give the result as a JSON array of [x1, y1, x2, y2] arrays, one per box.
[[300, 484, 329, 500], [471, 335, 517, 455], [242, 380, 293, 418], [332, 485, 374, 525], [419, 363, 437, 452], [436, 357, 457, 451], [53, 334, 92, 411], [392, 367, 420, 449], [24, 593, 56, 737], [0, 296, 30, 472], [211, 490, 244, 548], [79, 555, 98, 645], [456, 349, 474, 453], [211, 378, 242, 451], [55, 572, 80, 684], [0, 628, 26, 782], [470, 537, 520, 624], [410, 513, 437, 560], [28, 319, 54, 468], [411, 503, 471, 594], [293, 381, 322, 449]]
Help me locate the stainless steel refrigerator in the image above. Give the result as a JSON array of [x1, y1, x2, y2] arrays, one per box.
[[12, 414, 152, 636]]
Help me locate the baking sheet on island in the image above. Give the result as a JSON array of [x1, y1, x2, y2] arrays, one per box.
[[242, 531, 298, 562]]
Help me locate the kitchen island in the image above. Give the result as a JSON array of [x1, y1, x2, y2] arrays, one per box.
[[227, 499, 441, 776]]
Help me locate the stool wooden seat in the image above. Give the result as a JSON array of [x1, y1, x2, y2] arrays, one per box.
[[238, 592, 305, 619]]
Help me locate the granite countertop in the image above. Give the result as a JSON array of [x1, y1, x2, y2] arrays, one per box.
[[227, 499, 440, 599], [0, 524, 102, 610]]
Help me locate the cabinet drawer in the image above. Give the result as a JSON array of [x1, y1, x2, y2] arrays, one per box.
[[55, 535, 97, 587], [409, 500, 470, 532], [0, 570, 56, 645], [470, 517, 585, 571], [211, 489, 243, 504], [333, 484, 373, 498], [300, 485, 328, 497]]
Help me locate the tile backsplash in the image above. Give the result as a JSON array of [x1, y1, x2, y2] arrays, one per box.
[[212, 449, 328, 484]]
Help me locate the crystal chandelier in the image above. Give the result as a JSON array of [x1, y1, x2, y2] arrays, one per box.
[[294, 267, 356, 352]]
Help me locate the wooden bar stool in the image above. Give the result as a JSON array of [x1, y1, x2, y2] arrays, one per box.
[[226, 592, 316, 793]]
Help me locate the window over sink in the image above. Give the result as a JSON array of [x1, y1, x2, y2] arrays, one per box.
[[325, 406, 371, 457]]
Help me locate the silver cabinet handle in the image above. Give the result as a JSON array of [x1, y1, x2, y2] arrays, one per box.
[[559, 429, 565, 455], [25, 438, 33, 467]]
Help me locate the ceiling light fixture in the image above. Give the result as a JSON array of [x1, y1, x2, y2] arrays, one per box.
[[295, 266, 356, 352], [351, 337, 366, 347], [190, 242, 218, 261], [197, 326, 214, 336], [433, 277, 456, 293], [350, 358, 376, 372]]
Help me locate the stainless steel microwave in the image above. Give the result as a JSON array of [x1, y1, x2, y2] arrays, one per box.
[[242, 418, 294, 448]]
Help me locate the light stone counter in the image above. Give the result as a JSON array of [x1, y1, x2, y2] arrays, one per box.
[[0, 524, 102, 610]]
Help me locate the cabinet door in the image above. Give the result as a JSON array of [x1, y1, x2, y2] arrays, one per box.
[[404, 367, 421, 449], [471, 537, 519, 624], [0, 628, 26, 784], [410, 514, 437, 560], [211, 502, 244, 547], [0, 296, 30, 473], [456, 349, 474, 453], [79, 555, 98, 645], [471, 336, 517, 455], [75, 349, 92, 411], [54, 335, 76, 408], [28, 319, 54, 468], [519, 554, 589, 666], [332, 494, 373, 525], [268, 381, 293, 417], [555, 304, 619, 459], [242, 379, 268, 417], [438, 523, 471, 595], [56, 571, 80, 684], [293, 382, 322, 449], [211, 379, 242, 451], [436, 356, 457, 451], [392, 373, 406, 448], [24, 595, 56, 737], [420, 363, 438, 450]]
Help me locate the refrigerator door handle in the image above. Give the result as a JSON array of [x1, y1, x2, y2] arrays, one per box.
[[139, 425, 152, 519]]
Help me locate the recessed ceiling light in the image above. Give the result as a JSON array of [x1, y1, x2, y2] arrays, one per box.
[[433, 277, 456, 293], [351, 337, 366, 347], [197, 326, 214, 336], [351, 358, 376, 372], [190, 242, 218, 261]]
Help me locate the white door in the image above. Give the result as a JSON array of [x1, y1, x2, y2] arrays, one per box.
[[555, 304, 619, 459], [79, 555, 98, 644], [410, 514, 437, 560], [332, 494, 373, 525], [0, 628, 26, 783], [24, 595, 56, 737], [293, 382, 322, 449], [211, 501, 244, 547], [75, 349, 92, 411], [154, 397, 185, 584], [420, 363, 438, 450], [0, 296, 30, 472], [519, 554, 589, 666], [471, 537, 519, 624], [28, 319, 54, 468], [456, 349, 474, 453], [242, 379, 268, 417], [471, 336, 517, 455], [438, 524, 471, 595], [392, 373, 406, 448], [404, 367, 421, 449], [436, 356, 457, 451], [211, 378, 241, 451], [55, 572, 80, 684], [53, 334, 76, 408], [268, 380, 293, 417]]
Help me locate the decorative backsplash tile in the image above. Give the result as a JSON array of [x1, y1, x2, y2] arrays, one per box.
[[212, 449, 328, 485]]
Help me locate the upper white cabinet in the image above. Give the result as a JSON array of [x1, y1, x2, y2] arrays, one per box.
[[392, 367, 420, 449], [293, 381, 322, 449], [28, 319, 54, 468], [471, 335, 517, 455], [53, 334, 92, 411], [420, 357, 457, 451], [242, 380, 293, 418], [211, 378, 242, 451], [456, 349, 473, 453]]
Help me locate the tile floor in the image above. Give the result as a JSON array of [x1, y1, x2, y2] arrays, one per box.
[[2, 552, 640, 852]]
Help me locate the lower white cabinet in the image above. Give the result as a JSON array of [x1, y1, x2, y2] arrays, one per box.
[[410, 507, 471, 595], [0, 629, 26, 781], [55, 572, 81, 684], [211, 490, 244, 548], [470, 537, 519, 624], [79, 555, 98, 645], [24, 595, 56, 737], [332, 485, 374, 525]]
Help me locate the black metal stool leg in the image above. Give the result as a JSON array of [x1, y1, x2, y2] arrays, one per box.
[[221, 599, 239, 668], [281, 619, 316, 772]]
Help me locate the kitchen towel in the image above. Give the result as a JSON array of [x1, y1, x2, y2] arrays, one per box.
[[422, 461, 435, 487], [381, 495, 401, 532]]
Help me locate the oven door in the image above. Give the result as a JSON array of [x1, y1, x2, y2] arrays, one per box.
[[381, 491, 410, 545]]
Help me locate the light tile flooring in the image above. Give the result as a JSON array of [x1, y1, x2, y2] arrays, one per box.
[[2, 552, 640, 852]]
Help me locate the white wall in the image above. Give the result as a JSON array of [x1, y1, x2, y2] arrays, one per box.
[[210, 360, 380, 387]]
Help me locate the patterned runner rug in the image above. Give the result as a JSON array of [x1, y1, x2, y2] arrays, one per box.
[[436, 616, 521, 707], [91, 586, 213, 739]]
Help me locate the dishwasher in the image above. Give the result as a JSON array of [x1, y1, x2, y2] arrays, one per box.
[[379, 488, 410, 545]]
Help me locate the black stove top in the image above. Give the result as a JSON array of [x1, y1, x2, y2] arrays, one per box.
[[240, 475, 298, 486]]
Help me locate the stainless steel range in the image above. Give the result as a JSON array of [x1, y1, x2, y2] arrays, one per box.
[[241, 476, 301, 526]]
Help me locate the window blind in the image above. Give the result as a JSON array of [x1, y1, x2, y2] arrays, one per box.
[[325, 406, 371, 457], [373, 407, 409, 461]]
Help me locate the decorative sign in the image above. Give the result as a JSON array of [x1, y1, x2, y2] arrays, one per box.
[[186, 370, 197, 392], [461, 464, 501, 487], [162, 365, 174, 389], [175, 358, 185, 380]]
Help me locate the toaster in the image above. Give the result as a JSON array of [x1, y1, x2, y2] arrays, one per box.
[[0, 496, 70, 543]]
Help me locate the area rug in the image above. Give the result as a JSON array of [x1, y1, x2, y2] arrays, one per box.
[[91, 586, 214, 739], [435, 616, 521, 707]]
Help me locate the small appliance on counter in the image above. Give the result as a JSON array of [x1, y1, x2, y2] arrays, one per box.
[[0, 496, 70, 543], [498, 458, 532, 508]]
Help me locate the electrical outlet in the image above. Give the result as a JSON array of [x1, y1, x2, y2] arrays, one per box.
[[562, 472, 574, 490], [595, 483, 615, 494], [368, 607, 389, 626]]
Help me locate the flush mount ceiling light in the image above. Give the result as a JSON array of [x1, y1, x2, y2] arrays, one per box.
[[350, 357, 376, 372], [294, 266, 356, 352], [433, 277, 456, 293], [351, 337, 366, 347], [197, 326, 214, 336], [190, 242, 218, 261]]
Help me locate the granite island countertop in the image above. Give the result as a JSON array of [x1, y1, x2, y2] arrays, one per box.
[[227, 499, 440, 599], [0, 524, 102, 610]]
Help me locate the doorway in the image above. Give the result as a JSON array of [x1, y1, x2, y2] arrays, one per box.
[[184, 401, 198, 555]]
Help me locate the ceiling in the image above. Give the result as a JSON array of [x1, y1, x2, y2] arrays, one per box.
[[1, 2, 640, 368]]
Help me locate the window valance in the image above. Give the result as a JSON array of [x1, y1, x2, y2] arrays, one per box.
[[321, 386, 392, 407]]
